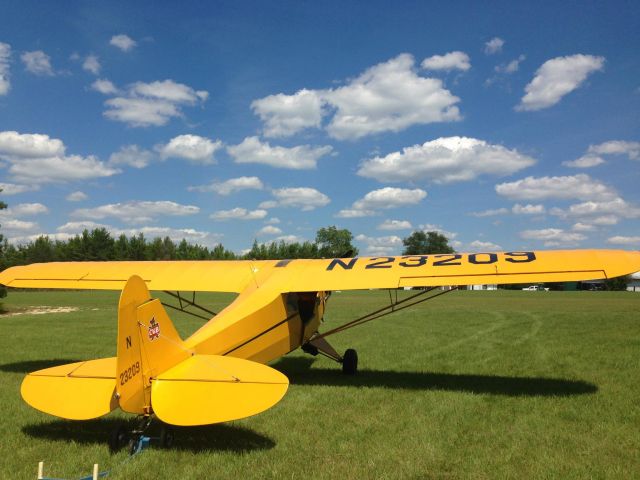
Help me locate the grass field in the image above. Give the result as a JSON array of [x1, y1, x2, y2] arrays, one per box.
[[0, 289, 639, 479]]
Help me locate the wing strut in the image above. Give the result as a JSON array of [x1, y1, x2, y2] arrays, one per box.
[[161, 291, 218, 322], [313, 286, 459, 340]]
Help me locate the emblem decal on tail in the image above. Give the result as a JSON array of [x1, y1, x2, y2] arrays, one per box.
[[148, 318, 160, 341]]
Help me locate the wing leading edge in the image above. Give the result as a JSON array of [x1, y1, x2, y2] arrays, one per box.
[[0, 249, 638, 293]]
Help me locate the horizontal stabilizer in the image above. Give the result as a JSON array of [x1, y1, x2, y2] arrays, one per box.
[[151, 355, 289, 426], [21, 357, 117, 420]]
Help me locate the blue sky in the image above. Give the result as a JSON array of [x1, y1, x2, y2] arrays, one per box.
[[0, 0, 639, 255]]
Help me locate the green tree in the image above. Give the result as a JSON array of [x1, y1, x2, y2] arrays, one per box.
[[316, 226, 358, 258], [128, 233, 147, 260], [25, 236, 57, 263], [402, 230, 454, 255], [114, 234, 130, 260]]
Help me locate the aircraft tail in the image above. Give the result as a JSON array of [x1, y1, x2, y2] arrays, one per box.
[[117, 275, 289, 426], [22, 275, 289, 425]]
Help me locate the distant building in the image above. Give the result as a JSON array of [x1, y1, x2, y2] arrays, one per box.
[[627, 271, 640, 292], [467, 284, 497, 291]]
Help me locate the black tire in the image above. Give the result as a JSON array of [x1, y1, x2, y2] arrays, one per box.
[[342, 348, 358, 375], [109, 424, 129, 453], [160, 424, 174, 448]]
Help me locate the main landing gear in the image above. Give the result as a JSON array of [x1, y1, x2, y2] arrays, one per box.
[[109, 416, 174, 454], [302, 337, 358, 375], [341, 348, 358, 375]]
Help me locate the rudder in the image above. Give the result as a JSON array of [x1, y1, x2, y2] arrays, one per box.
[[116, 275, 189, 414]]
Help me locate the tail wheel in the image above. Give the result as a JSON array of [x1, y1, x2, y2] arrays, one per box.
[[109, 423, 129, 453], [342, 348, 358, 375], [160, 424, 175, 448]]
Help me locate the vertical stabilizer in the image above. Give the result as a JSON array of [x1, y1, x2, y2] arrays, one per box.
[[116, 275, 189, 414]]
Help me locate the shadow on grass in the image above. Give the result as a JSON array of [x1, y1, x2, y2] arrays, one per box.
[[22, 418, 275, 453], [0, 359, 82, 373], [275, 356, 597, 397]]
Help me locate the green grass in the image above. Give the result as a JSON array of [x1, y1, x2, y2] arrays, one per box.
[[0, 289, 639, 479]]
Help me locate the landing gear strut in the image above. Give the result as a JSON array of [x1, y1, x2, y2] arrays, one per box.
[[303, 337, 358, 375]]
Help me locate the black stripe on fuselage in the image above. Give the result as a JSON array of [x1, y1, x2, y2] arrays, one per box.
[[222, 313, 298, 356]]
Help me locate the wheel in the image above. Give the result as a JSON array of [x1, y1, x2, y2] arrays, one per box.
[[160, 424, 174, 448], [109, 424, 129, 453], [342, 348, 358, 375]]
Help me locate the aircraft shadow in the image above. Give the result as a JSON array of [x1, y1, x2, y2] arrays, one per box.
[[22, 418, 275, 453], [0, 359, 81, 373], [275, 357, 597, 397]]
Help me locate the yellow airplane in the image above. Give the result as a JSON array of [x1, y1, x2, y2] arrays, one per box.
[[1, 249, 638, 451]]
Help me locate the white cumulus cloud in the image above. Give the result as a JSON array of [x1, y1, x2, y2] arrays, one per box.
[[101, 80, 208, 127], [0, 202, 48, 217], [562, 155, 605, 168], [21, 50, 54, 76], [355, 234, 403, 255], [0, 182, 39, 195], [469, 240, 502, 251], [0, 42, 11, 95], [607, 236, 640, 245], [110, 34, 137, 52], [358, 136, 535, 184], [251, 54, 461, 141], [572, 222, 596, 232], [260, 187, 330, 211], [82, 55, 100, 75], [91, 79, 119, 95], [495, 174, 616, 202], [189, 176, 264, 195], [484, 37, 505, 55], [377, 219, 413, 230], [421, 51, 471, 71], [157, 134, 221, 164], [520, 228, 586, 247], [512, 203, 545, 215], [72, 200, 199, 224], [0, 130, 65, 157], [251, 89, 325, 138], [495, 55, 525, 74], [257, 225, 283, 236], [588, 140, 640, 159], [337, 187, 426, 218], [210, 208, 268, 221], [517, 54, 605, 111], [66, 191, 88, 202], [109, 145, 155, 169], [227, 136, 332, 169], [564, 140, 640, 168], [557, 197, 640, 222], [324, 54, 461, 140], [0, 131, 119, 183], [470, 207, 509, 217]]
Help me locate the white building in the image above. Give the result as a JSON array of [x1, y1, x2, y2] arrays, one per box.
[[467, 284, 498, 291], [627, 271, 640, 292]]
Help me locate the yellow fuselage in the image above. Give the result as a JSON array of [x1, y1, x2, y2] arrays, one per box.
[[183, 283, 326, 364]]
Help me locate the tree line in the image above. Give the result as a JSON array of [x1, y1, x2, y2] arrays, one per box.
[[0, 220, 458, 271], [0, 226, 366, 268]]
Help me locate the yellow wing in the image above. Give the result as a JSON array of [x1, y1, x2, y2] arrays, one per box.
[[0, 249, 638, 293], [270, 249, 640, 292], [0, 260, 262, 292]]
